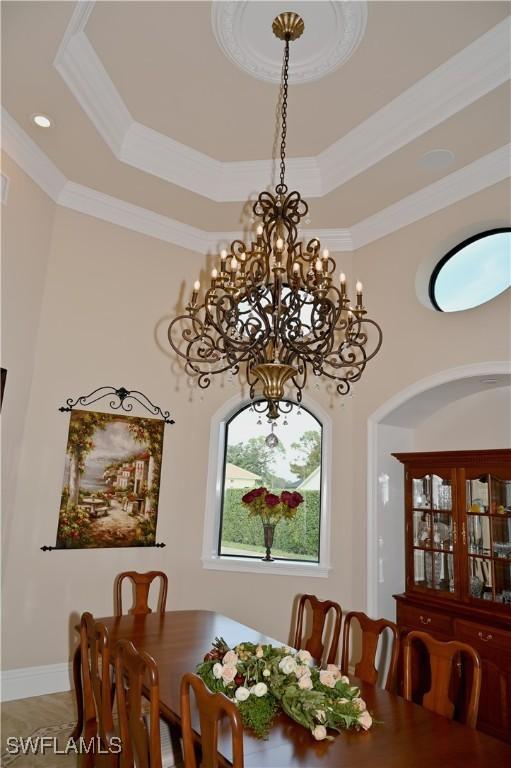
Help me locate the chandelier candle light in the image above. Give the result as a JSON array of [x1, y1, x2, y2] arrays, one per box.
[[168, 12, 382, 419]]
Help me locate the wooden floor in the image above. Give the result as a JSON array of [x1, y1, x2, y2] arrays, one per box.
[[1, 691, 78, 767]]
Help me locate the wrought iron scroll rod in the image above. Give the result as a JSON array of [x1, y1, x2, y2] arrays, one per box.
[[58, 386, 175, 424]]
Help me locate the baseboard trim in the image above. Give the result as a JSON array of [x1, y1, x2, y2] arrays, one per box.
[[1, 662, 73, 702]]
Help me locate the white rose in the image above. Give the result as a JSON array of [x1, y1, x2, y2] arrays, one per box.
[[223, 650, 239, 667], [340, 675, 350, 684], [326, 664, 341, 679], [221, 665, 237, 684], [212, 663, 223, 679], [253, 682, 268, 698], [319, 670, 336, 688], [358, 710, 373, 730], [312, 725, 327, 741], [295, 665, 309, 679], [234, 686, 250, 702], [297, 649, 313, 665], [255, 645, 264, 659], [279, 656, 297, 675], [262, 669, 271, 677], [353, 697, 367, 712], [315, 710, 326, 723], [298, 674, 313, 690]]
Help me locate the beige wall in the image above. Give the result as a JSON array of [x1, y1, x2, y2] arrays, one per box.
[[2, 155, 510, 672], [1, 153, 56, 569], [414, 386, 511, 451], [2, 182, 356, 670]]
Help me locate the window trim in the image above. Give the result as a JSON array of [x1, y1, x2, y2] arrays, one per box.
[[428, 228, 511, 312], [202, 394, 332, 578]]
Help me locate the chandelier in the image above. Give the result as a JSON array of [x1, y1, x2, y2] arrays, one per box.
[[168, 12, 382, 420]]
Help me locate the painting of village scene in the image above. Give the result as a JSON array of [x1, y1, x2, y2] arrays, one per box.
[[56, 409, 165, 548]]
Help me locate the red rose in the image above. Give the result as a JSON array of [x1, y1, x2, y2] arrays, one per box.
[[252, 487, 267, 498], [280, 491, 293, 505], [242, 490, 255, 504], [265, 493, 280, 507], [287, 491, 304, 509], [235, 674, 245, 686]]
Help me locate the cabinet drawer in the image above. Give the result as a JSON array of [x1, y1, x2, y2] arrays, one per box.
[[398, 603, 453, 635], [455, 619, 511, 656]]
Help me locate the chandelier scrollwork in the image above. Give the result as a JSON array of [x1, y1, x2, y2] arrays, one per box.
[[168, 12, 382, 419]]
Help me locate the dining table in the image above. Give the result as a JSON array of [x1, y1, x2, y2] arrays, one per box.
[[73, 609, 511, 767]]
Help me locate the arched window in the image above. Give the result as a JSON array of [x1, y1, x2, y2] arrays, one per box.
[[203, 399, 331, 577]]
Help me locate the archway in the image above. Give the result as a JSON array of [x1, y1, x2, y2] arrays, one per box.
[[366, 362, 511, 619]]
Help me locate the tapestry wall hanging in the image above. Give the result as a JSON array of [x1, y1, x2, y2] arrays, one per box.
[[50, 387, 174, 550]]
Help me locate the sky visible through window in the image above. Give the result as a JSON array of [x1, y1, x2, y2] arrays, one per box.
[[227, 403, 319, 485], [433, 231, 511, 312]]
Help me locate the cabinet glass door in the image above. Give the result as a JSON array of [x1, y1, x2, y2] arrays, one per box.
[[466, 473, 511, 604], [410, 471, 455, 594]]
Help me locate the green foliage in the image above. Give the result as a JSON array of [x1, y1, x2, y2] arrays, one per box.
[[196, 640, 374, 741], [226, 437, 284, 486], [134, 515, 156, 546], [238, 694, 280, 739], [290, 430, 321, 481], [57, 504, 93, 548], [221, 489, 320, 559], [67, 410, 111, 473]]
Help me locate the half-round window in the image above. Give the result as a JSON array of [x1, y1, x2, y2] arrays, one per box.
[[218, 401, 323, 563], [429, 228, 511, 312]]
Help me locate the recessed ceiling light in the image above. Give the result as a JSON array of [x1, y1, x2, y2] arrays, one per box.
[[419, 149, 455, 171], [32, 114, 52, 128]]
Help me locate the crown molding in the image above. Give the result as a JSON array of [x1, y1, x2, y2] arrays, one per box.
[[2, 111, 508, 256], [54, 6, 510, 202], [351, 144, 511, 249], [0, 108, 67, 201], [54, 11, 131, 156], [319, 17, 511, 194]]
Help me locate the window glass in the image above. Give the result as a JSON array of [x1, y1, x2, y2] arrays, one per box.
[[430, 229, 511, 312], [218, 401, 322, 562]]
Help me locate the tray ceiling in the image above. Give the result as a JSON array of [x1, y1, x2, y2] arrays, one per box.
[[1, 1, 510, 252]]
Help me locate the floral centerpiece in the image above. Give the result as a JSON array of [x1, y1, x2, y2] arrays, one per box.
[[197, 637, 374, 740], [241, 487, 304, 560]]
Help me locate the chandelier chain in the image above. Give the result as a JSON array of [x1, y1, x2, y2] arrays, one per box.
[[278, 38, 290, 194]]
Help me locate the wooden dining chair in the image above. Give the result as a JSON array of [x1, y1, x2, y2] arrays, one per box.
[[292, 594, 342, 665], [80, 611, 118, 768], [180, 673, 244, 768], [115, 571, 168, 616], [341, 611, 399, 691], [403, 630, 482, 728]]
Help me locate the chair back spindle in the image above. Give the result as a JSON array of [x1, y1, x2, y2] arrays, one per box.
[[292, 594, 342, 665], [115, 640, 163, 768], [341, 611, 399, 691], [115, 571, 168, 616], [180, 673, 244, 768], [403, 630, 481, 728], [80, 612, 117, 768]]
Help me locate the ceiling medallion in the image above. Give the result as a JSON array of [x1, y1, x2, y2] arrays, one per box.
[[168, 13, 382, 420], [211, 1, 367, 84]]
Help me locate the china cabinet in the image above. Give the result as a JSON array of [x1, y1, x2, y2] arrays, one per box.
[[393, 449, 511, 742]]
